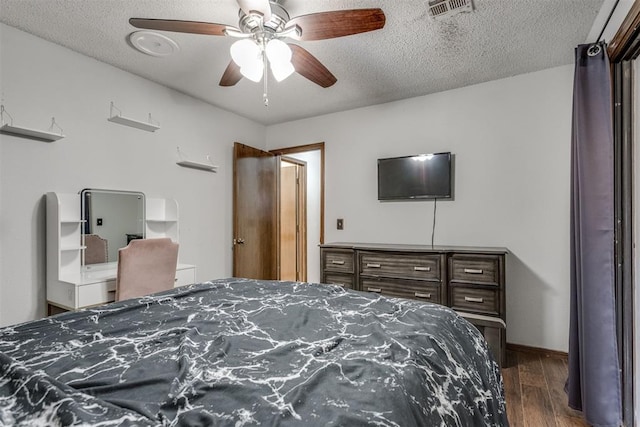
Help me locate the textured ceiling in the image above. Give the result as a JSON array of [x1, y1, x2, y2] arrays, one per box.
[[0, 0, 605, 125]]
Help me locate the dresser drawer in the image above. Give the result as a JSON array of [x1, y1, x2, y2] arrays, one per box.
[[323, 272, 355, 289], [78, 280, 116, 307], [449, 255, 501, 286], [322, 249, 354, 273], [359, 252, 442, 280], [450, 286, 499, 316], [361, 278, 442, 305]]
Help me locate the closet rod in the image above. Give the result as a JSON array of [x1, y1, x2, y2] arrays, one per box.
[[597, 0, 620, 43]]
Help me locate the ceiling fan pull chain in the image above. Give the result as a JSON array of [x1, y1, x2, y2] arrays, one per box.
[[262, 43, 269, 106]]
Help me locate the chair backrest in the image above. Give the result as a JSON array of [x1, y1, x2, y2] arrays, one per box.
[[115, 238, 179, 301], [84, 234, 108, 264]]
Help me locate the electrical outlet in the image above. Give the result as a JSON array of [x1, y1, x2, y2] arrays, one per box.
[[337, 218, 344, 230]]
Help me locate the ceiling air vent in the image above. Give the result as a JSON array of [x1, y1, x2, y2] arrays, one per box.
[[427, 0, 474, 20]]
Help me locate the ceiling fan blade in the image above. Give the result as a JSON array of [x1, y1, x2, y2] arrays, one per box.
[[219, 61, 243, 87], [287, 9, 385, 41], [236, 0, 272, 22], [289, 44, 336, 88], [129, 18, 232, 36]]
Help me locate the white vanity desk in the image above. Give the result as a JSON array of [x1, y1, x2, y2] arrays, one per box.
[[46, 192, 197, 313], [75, 262, 196, 308]]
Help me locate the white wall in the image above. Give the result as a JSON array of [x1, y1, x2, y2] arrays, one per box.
[[266, 65, 574, 352], [0, 24, 266, 326]]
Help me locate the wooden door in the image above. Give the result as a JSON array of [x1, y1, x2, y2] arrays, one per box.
[[232, 142, 279, 279]]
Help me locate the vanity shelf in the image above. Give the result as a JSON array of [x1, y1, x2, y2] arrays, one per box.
[[146, 198, 179, 241], [107, 102, 159, 132], [0, 106, 65, 142], [61, 245, 85, 252]]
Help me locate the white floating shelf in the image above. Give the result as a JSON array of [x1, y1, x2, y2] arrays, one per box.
[[0, 123, 65, 142], [0, 106, 65, 142], [107, 115, 160, 132], [177, 160, 218, 173], [176, 146, 217, 173], [107, 102, 159, 132]]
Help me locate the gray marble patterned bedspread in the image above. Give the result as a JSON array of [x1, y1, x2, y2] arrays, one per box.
[[0, 278, 507, 426]]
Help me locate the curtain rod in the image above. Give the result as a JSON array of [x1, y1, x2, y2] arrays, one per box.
[[597, 0, 620, 43]]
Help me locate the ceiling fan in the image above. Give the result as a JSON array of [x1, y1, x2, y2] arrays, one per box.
[[129, 0, 386, 91]]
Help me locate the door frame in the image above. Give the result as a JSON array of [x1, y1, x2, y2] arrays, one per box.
[[270, 142, 325, 246], [280, 156, 307, 281], [609, 4, 640, 425]]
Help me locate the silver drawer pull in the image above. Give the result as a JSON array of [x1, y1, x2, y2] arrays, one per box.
[[367, 287, 382, 293], [331, 283, 345, 287], [464, 296, 484, 303], [464, 268, 483, 274], [331, 260, 345, 265], [414, 292, 432, 299], [414, 266, 431, 272], [366, 263, 381, 268]]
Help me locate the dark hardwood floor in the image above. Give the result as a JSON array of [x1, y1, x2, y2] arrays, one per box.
[[503, 349, 589, 427]]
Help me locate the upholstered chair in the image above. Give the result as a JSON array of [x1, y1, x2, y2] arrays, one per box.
[[115, 238, 179, 301]]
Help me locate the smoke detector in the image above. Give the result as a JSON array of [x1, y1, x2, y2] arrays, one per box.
[[129, 31, 180, 57], [427, 0, 474, 20]]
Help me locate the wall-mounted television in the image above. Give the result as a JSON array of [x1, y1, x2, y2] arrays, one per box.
[[378, 152, 452, 200]]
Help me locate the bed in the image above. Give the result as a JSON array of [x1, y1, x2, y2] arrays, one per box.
[[0, 278, 507, 426]]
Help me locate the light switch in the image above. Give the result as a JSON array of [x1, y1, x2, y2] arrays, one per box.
[[337, 218, 344, 230], [97, 218, 103, 226]]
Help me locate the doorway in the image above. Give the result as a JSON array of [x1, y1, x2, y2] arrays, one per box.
[[280, 157, 307, 281], [233, 142, 321, 282], [270, 143, 325, 283]]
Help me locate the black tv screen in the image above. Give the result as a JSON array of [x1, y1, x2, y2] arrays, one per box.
[[378, 152, 452, 200]]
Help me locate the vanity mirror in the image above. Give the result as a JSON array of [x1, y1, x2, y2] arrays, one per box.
[[81, 189, 145, 265]]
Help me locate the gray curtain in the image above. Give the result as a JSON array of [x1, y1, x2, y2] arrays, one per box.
[[567, 41, 622, 427]]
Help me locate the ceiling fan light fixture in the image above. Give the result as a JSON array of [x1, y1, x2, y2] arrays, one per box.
[[230, 39, 264, 82], [270, 61, 295, 82], [230, 39, 260, 68], [131, 4, 386, 93], [265, 39, 291, 64], [265, 39, 294, 81], [240, 59, 264, 82]]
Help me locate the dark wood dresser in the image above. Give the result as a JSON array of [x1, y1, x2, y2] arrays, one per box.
[[320, 242, 508, 367]]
